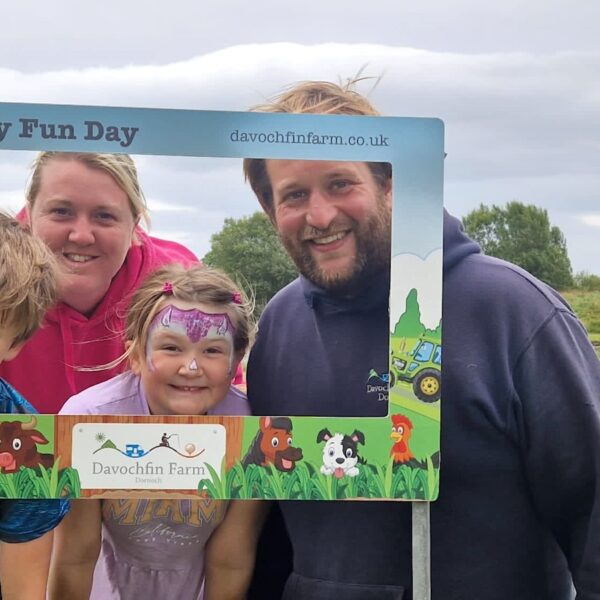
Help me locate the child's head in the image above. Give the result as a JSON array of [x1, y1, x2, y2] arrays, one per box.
[[0, 211, 58, 363], [125, 263, 253, 415]]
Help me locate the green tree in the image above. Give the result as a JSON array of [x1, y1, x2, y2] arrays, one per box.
[[573, 271, 600, 292], [463, 201, 573, 290], [393, 288, 425, 339], [203, 212, 298, 315]]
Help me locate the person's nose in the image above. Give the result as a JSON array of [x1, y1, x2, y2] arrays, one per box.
[[305, 191, 338, 230], [67, 217, 95, 245], [178, 355, 201, 376]]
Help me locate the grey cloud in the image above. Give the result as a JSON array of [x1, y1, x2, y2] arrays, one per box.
[[0, 43, 598, 272]]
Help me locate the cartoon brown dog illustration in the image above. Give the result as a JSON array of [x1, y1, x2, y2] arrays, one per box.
[[243, 416, 303, 472]]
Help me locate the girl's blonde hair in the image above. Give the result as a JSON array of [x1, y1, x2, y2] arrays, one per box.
[[26, 151, 151, 229], [123, 263, 254, 366]]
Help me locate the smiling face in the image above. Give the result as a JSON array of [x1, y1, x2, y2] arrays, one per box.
[[27, 157, 136, 315], [267, 160, 392, 295], [130, 300, 240, 416]]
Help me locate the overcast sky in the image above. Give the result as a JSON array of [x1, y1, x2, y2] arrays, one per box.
[[2, 0, 599, 274]]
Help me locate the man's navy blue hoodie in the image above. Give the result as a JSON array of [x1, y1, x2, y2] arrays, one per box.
[[248, 211, 600, 599]]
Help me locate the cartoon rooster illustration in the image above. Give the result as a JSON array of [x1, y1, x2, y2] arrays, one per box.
[[390, 414, 415, 465], [390, 413, 440, 469]]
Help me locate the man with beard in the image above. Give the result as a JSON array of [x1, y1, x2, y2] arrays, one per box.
[[245, 156, 392, 418], [244, 82, 600, 599]]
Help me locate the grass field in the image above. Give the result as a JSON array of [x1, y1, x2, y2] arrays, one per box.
[[561, 289, 600, 357]]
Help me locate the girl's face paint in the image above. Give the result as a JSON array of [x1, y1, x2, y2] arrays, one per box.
[[131, 301, 240, 416], [146, 304, 236, 371]]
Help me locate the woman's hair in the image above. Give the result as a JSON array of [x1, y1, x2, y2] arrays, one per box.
[[0, 211, 59, 345], [26, 151, 150, 229], [124, 263, 254, 365]]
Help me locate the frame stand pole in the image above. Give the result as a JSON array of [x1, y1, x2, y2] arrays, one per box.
[[412, 501, 431, 600]]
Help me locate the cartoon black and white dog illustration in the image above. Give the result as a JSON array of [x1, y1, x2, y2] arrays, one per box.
[[316, 428, 365, 479]]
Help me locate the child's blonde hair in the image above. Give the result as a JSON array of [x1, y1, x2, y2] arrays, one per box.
[[0, 211, 58, 345], [125, 263, 254, 365]]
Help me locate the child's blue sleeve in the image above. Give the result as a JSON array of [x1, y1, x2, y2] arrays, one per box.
[[0, 500, 70, 543], [0, 379, 36, 414]]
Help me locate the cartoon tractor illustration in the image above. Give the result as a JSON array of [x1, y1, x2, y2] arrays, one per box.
[[390, 337, 441, 402]]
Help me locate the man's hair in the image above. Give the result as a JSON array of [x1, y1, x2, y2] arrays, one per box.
[[243, 80, 392, 217], [26, 152, 150, 229], [0, 211, 59, 345]]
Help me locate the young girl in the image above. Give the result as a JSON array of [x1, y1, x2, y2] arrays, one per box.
[[50, 263, 267, 600]]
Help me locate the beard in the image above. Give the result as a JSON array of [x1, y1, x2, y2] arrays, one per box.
[[279, 196, 391, 297]]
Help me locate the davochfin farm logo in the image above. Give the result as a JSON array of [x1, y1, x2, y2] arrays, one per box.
[[366, 369, 389, 402], [72, 424, 226, 490]]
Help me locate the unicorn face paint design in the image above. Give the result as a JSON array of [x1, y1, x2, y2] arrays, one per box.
[[130, 301, 240, 416], [146, 305, 236, 370]]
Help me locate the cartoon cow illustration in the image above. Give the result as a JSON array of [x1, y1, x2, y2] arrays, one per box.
[[0, 416, 54, 473], [243, 416, 303, 472]]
